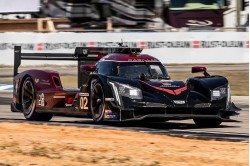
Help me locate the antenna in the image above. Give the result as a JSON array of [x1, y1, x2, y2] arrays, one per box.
[[118, 39, 123, 47]]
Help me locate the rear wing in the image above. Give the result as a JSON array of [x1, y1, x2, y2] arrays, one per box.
[[14, 46, 142, 87]]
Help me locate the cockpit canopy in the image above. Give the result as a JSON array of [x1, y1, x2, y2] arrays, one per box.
[[96, 61, 169, 79]]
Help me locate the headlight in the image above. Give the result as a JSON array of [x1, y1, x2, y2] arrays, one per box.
[[108, 81, 142, 102], [211, 84, 228, 100]]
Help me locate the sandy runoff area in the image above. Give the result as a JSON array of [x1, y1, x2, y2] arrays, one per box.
[[0, 122, 248, 166]]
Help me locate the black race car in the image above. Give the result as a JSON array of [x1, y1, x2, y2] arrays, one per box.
[[11, 46, 240, 127]]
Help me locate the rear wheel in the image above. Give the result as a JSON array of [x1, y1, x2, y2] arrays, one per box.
[[21, 77, 53, 121], [90, 79, 105, 123], [193, 118, 222, 127]]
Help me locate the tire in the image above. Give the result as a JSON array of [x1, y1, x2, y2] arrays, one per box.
[[90, 79, 105, 123], [21, 77, 53, 121], [193, 118, 222, 127]]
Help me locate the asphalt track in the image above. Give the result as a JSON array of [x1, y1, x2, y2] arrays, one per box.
[[0, 91, 248, 142]]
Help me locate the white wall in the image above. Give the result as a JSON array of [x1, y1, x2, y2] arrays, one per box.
[[0, 0, 40, 13], [224, 0, 249, 27], [0, 32, 248, 65]]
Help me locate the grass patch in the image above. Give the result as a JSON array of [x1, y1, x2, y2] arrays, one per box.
[[1, 69, 248, 96], [0, 65, 12, 68], [58, 71, 248, 96], [169, 71, 249, 96], [0, 78, 13, 84], [61, 76, 77, 88]]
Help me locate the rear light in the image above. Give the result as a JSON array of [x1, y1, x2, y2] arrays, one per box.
[[65, 97, 74, 104]]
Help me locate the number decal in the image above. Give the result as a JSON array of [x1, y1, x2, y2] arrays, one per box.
[[80, 97, 88, 110], [38, 93, 45, 106]]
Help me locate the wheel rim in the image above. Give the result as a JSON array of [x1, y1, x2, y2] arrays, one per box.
[[22, 79, 35, 114], [91, 83, 104, 119]]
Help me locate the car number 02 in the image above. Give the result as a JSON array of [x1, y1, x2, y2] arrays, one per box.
[[80, 97, 88, 110]]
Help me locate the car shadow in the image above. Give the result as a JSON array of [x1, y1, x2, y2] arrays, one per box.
[[47, 118, 241, 131]]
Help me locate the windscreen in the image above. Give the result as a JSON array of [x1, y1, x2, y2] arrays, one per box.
[[170, 0, 221, 10], [117, 62, 169, 79]]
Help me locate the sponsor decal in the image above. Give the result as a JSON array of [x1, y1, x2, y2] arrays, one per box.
[[80, 96, 88, 110], [173, 100, 185, 104], [105, 98, 115, 101], [128, 58, 157, 62], [161, 80, 173, 83], [79, 93, 89, 97], [82, 49, 88, 55], [160, 82, 180, 88], [34, 78, 39, 83], [38, 93, 45, 106], [194, 103, 211, 108], [0, 43, 34, 50], [186, 20, 213, 27], [147, 41, 191, 48], [200, 41, 244, 48], [65, 103, 72, 107], [53, 96, 65, 99], [0, 41, 248, 51], [82, 84, 88, 87], [40, 79, 50, 85], [104, 110, 118, 119]]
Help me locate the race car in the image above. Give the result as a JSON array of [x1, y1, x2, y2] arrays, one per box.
[[11, 46, 240, 127]]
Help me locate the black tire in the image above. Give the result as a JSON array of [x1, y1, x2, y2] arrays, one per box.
[[193, 118, 222, 127], [90, 79, 105, 123], [21, 77, 53, 121]]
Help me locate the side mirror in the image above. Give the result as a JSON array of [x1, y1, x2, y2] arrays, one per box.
[[80, 65, 96, 72], [192, 66, 210, 76]]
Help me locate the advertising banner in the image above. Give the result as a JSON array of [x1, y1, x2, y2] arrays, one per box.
[[0, 32, 248, 65]]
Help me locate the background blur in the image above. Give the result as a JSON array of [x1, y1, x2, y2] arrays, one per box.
[[0, 0, 249, 31], [0, 0, 249, 95]]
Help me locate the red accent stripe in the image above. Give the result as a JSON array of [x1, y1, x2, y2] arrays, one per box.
[[174, 86, 187, 95], [141, 81, 187, 95], [193, 41, 200, 44], [139, 42, 148, 49], [88, 42, 96, 47], [37, 43, 44, 50], [192, 41, 200, 48]]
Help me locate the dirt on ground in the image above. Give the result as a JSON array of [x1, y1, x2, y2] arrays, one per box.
[[0, 122, 248, 166]]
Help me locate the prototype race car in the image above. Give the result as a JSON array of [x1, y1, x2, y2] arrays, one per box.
[[11, 46, 240, 127]]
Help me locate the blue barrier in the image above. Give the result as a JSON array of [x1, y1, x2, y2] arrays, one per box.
[[0, 84, 13, 90]]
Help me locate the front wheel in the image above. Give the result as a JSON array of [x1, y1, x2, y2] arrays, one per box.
[[193, 118, 222, 128], [21, 77, 53, 121], [90, 79, 105, 123]]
